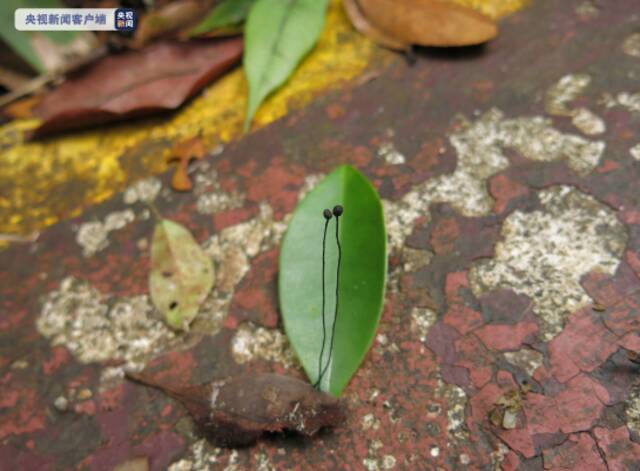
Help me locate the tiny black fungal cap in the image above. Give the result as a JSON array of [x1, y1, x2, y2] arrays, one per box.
[[323, 208, 333, 219], [333, 205, 343, 217]]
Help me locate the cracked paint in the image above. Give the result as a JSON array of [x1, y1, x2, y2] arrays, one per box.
[[503, 348, 543, 377], [37, 277, 176, 372], [471, 186, 627, 340], [5, 2, 640, 469], [386, 108, 605, 249]]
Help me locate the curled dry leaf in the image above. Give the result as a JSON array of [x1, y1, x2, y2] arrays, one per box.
[[133, 0, 213, 47], [354, 0, 497, 47], [150, 219, 214, 330], [126, 372, 345, 447], [169, 137, 207, 192], [342, 0, 408, 50], [32, 38, 243, 138]]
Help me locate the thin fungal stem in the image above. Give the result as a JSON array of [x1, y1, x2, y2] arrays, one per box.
[[319, 212, 342, 383], [313, 216, 331, 389]]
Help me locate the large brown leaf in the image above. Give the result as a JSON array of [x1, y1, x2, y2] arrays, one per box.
[[357, 0, 497, 47], [32, 38, 243, 138], [343, 0, 409, 51]]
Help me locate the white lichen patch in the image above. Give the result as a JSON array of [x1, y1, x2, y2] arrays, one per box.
[[490, 443, 510, 470], [575, 1, 599, 20], [168, 439, 223, 471], [503, 348, 544, 377], [602, 91, 640, 114], [363, 439, 392, 471], [411, 307, 437, 342], [385, 109, 605, 250], [123, 177, 162, 205], [76, 209, 135, 257], [202, 203, 286, 293], [378, 141, 406, 165], [362, 413, 381, 431], [193, 164, 244, 215], [571, 108, 606, 135], [436, 379, 468, 441], [545, 74, 592, 116], [231, 322, 295, 368], [254, 451, 276, 471], [37, 277, 176, 371], [470, 186, 627, 341], [630, 143, 640, 161], [626, 382, 640, 436], [623, 33, 640, 58], [297, 173, 325, 202], [545, 74, 605, 135], [99, 366, 125, 392], [196, 204, 287, 335]]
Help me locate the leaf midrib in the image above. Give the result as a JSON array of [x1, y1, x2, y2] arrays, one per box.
[[254, 0, 297, 103]]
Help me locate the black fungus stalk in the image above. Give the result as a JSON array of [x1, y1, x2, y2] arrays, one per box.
[[318, 205, 343, 386], [314, 209, 333, 389]]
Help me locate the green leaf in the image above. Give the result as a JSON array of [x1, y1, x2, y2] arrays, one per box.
[[279, 165, 387, 396], [0, 0, 77, 72], [243, 0, 329, 130], [149, 219, 215, 331], [189, 0, 255, 36]]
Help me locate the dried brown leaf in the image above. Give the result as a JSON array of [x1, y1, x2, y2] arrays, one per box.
[[2, 95, 40, 120], [358, 0, 497, 47], [342, 0, 409, 50], [32, 39, 243, 138], [169, 137, 207, 192], [126, 372, 346, 447]]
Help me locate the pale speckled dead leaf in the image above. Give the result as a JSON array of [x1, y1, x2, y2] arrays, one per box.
[[113, 457, 149, 471], [150, 219, 214, 330], [358, 0, 497, 47], [342, 0, 408, 50]]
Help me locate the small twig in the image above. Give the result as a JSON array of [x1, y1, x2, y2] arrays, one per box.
[[318, 205, 343, 384], [0, 231, 39, 243], [145, 201, 163, 221]]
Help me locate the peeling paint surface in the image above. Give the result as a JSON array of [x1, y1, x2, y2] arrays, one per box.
[[37, 277, 176, 371], [2, 1, 640, 469], [470, 186, 626, 340]]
